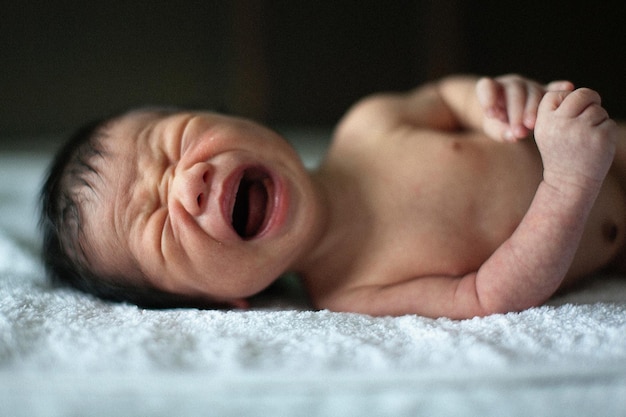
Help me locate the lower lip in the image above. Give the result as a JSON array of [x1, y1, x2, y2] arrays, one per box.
[[258, 169, 289, 239]]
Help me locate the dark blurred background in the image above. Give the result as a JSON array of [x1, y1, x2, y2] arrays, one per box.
[[1, 0, 625, 143]]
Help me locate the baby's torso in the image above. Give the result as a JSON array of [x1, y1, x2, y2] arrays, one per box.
[[307, 127, 625, 298], [357, 130, 541, 280]]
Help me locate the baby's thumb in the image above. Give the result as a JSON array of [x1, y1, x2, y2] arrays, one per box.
[[538, 90, 571, 112], [545, 80, 575, 92], [476, 77, 503, 119]]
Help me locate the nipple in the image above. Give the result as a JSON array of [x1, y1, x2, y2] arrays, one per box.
[[602, 220, 619, 243]]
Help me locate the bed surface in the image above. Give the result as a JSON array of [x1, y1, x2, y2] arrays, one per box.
[[1, 134, 626, 417]]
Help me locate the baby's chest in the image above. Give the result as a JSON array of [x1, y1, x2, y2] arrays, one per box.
[[353, 136, 542, 280]]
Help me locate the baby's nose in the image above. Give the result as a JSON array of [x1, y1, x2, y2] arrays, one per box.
[[172, 162, 212, 216]]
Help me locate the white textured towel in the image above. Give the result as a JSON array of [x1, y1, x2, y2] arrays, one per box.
[[1, 148, 626, 417]]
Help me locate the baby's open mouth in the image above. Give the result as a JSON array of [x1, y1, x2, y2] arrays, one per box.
[[231, 168, 272, 239]]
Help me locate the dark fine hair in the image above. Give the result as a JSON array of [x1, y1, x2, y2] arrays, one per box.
[[39, 112, 219, 309]]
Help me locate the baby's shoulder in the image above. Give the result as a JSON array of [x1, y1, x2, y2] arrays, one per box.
[[333, 94, 408, 148]]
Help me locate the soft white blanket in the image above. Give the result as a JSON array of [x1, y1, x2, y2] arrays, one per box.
[[1, 146, 626, 417]]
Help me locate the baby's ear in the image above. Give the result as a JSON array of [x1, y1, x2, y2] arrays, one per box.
[[228, 298, 250, 310]]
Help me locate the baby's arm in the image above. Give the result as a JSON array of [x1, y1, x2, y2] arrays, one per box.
[[471, 88, 617, 314], [334, 74, 572, 142], [332, 77, 474, 140], [324, 88, 617, 319]]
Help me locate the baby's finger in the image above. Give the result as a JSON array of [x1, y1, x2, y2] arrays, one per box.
[[538, 90, 571, 113], [503, 81, 528, 139], [545, 80, 575, 92], [557, 88, 602, 117], [522, 84, 544, 130], [581, 104, 611, 126], [476, 77, 506, 121]]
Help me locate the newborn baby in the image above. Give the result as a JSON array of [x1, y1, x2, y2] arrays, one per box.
[[41, 74, 625, 318]]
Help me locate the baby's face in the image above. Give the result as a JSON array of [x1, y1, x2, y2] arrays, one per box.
[[82, 110, 321, 306]]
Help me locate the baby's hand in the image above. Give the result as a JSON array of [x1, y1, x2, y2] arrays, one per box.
[[535, 88, 617, 192], [476, 74, 574, 142]]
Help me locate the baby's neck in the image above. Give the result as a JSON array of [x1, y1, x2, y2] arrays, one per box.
[[292, 166, 371, 295]]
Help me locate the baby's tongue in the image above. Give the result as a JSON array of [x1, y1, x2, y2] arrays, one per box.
[[245, 180, 268, 237]]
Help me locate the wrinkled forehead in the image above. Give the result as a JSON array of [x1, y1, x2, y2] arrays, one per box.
[[92, 108, 186, 216], [92, 108, 178, 193]]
